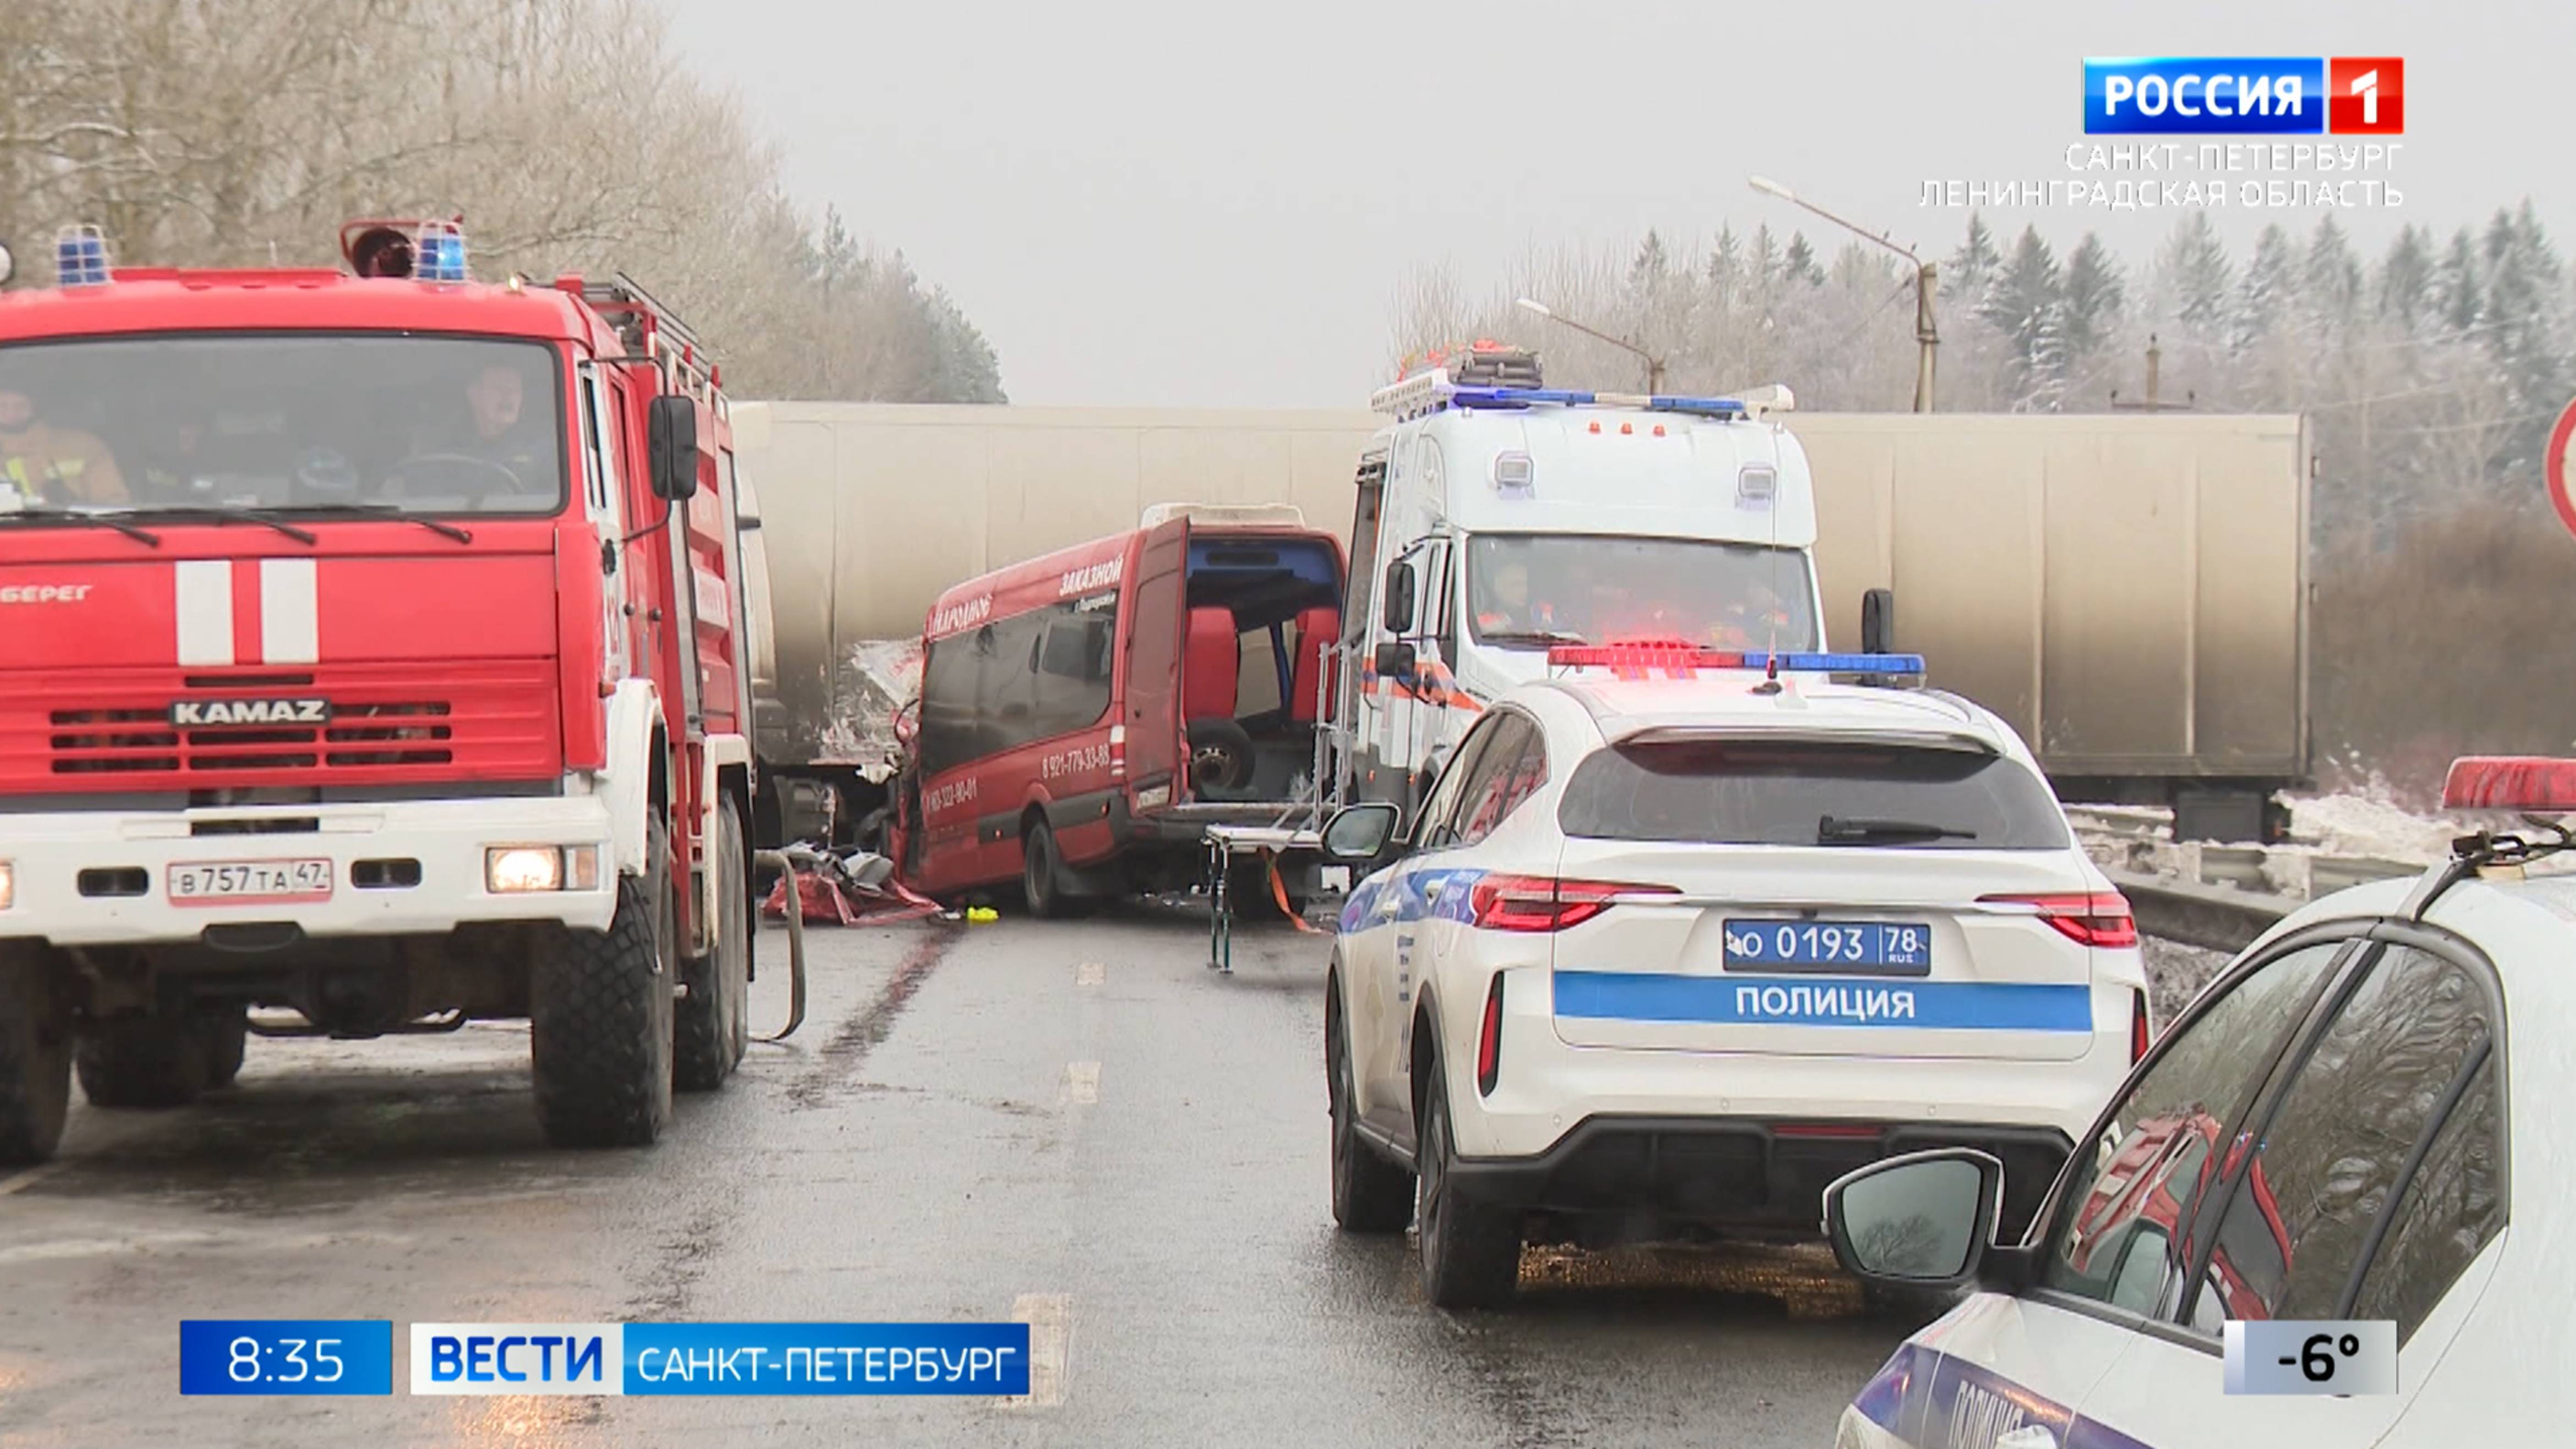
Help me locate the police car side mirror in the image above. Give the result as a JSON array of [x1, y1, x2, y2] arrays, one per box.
[[1823, 1148, 2005, 1290], [1381, 561, 1416, 635], [647, 395, 699, 502], [1320, 802, 1402, 866], [1373, 641, 1415, 680], [1859, 588, 1896, 654]]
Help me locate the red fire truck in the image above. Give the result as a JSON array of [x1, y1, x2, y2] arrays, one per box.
[[0, 221, 758, 1160]]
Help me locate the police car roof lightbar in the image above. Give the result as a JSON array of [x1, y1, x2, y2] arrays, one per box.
[[1545, 643, 1927, 679], [1370, 369, 1749, 423], [2441, 756, 2576, 813]]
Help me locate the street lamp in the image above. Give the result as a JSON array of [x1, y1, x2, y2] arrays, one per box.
[[1514, 296, 1666, 395], [1747, 174, 1938, 412]]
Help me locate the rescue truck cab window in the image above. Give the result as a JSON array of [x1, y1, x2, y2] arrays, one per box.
[[0, 333, 568, 516], [1466, 534, 1820, 651]]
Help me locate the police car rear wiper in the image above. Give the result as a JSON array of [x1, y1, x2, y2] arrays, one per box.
[[261, 502, 472, 544], [1817, 815, 1978, 844], [0, 509, 163, 546]]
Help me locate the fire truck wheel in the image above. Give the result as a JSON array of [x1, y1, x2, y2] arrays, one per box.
[[532, 818, 677, 1147], [74, 1015, 208, 1109], [675, 796, 752, 1092], [0, 950, 72, 1164], [196, 1006, 249, 1090]]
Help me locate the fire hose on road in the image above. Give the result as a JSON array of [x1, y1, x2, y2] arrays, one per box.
[[751, 847, 813, 1043]]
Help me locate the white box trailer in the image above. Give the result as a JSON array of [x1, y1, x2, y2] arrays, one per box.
[[731, 402, 2309, 844]]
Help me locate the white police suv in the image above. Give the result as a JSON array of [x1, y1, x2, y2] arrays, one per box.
[[1821, 754, 2568, 1449], [1316, 646, 2148, 1309]]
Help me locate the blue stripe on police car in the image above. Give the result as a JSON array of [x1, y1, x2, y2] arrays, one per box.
[[1551, 971, 2093, 1030]]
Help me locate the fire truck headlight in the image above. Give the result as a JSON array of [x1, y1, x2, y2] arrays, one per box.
[[485, 846, 564, 894], [0, 860, 13, 911]]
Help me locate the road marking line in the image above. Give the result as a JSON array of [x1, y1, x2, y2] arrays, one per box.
[[1075, 961, 1105, 986], [1002, 1293, 1072, 1409], [1062, 1061, 1100, 1105]]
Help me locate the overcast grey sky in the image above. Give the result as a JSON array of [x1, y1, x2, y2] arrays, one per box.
[[654, 0, 2573, 408]]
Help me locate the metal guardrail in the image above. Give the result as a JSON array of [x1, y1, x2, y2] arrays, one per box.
[[2105, 870, 2299, 954], [2068, 807, 2433, 954]]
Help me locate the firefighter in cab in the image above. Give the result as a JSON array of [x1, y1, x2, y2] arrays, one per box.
[[0, 375, 127, 506]]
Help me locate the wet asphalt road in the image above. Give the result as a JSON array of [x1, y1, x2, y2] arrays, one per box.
[[0, 906, 1913, 1447]]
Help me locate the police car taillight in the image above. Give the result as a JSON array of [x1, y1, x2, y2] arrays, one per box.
[[1980, 891, 2137, 949], [2441, 756, 2576, 812], [1468, 874, 1680, 932]]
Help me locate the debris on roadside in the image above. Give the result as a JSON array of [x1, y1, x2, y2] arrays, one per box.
[[763, 846, 942, 926]]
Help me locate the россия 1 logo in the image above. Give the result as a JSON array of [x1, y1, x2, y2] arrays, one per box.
[[2085, 57, 2403, 135]]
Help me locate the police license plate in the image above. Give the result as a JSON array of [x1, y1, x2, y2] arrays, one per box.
[[1723, 918, 1931, 975], [167, 859, 334, 905]]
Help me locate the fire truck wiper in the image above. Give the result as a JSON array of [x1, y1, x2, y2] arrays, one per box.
[[119, 505, 320, 545], [260, 502, 473, 544], [0, 508, 165, 547]]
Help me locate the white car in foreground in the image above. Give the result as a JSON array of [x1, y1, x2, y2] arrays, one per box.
[[1822, 754, 2569, 1448], [1317, 647, 2148, 1308]]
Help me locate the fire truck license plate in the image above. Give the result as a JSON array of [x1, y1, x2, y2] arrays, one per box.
[[167, 859, 334, 904]]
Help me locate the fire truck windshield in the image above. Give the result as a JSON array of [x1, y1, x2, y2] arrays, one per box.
[[0, 333, 567, 518], [1465, 533, 1819, 651]]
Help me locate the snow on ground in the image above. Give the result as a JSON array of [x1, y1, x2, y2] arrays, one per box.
[[2286, 790, 2468, 863]]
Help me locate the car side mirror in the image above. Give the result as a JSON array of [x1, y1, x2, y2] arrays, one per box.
[[647, 395, 700, 502], [1381, 560, 1417, 635], [1859, 587, 1896, 655], [1320, 802, 1403, 866], [1823, 1147, 2003, 1290], [1372, 641, 1416, 680]]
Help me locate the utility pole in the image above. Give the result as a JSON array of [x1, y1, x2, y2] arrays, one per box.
[[1749, 176, 1937, 412], [2111, 335, 2195, 411], [1514, 298, 1666, 395]]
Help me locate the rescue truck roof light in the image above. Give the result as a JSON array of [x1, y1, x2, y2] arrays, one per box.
[[1545, 644, 1927, 679], [55, 225, 110, 287], [1369, 369, 1752, 422], [2441, 757, 2576, 813]]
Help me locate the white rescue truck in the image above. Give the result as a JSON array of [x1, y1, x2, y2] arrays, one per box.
[[1331, 345, 1831, 821]]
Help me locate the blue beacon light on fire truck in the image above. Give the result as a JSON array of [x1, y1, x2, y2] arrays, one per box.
[[54, 225, 111, 287]]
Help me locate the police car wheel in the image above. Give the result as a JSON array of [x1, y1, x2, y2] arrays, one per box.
[[0, 950, 72, 1164], [675, 796, 752, 1093], [74, 1014, 209, 1109], [1414, 1072, 1521, 1309], [196, 1005, 249, 1090], [1328, 994, 1413, 1233], [532, 818, 676, 1147]]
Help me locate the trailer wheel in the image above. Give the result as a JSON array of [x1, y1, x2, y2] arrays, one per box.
[[532, 817, 676, 1147], [675, 796, 751, 1092], [75, 1016, 207, 1109], [0, 949, 72, 1164], [196, 1006, 249, 1090]]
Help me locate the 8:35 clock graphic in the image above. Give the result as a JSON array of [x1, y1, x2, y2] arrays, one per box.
[[179, 1320, 394, 1396]]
